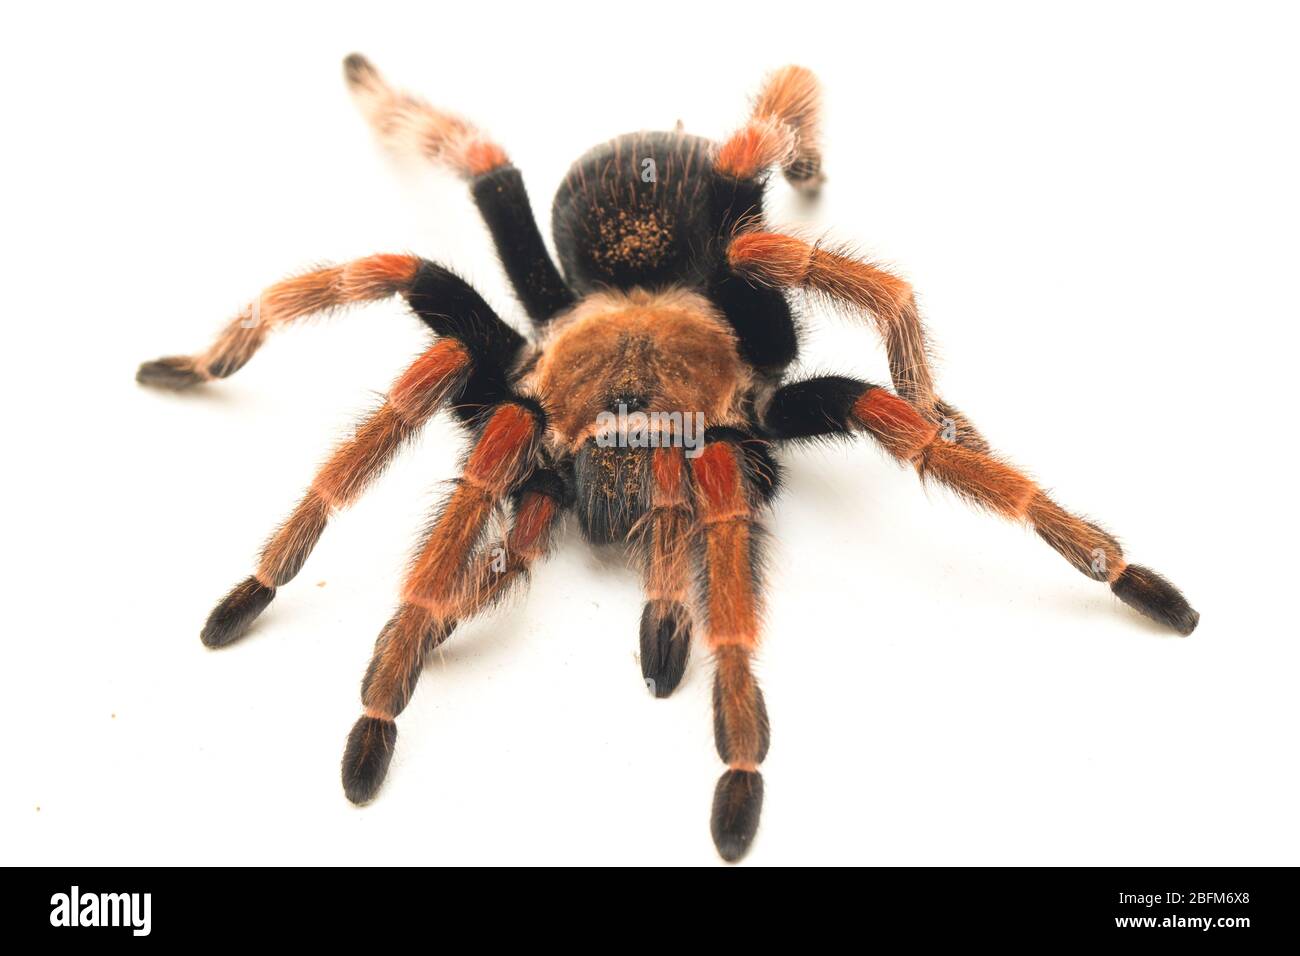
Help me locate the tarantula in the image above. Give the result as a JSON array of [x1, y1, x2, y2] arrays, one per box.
[[137, 55, 1199, 862]]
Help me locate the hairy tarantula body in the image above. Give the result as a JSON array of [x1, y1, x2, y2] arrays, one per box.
[[137, 55, 1198, 863], [544, 130, 791, 546]]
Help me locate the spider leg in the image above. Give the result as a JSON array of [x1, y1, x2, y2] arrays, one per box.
[[198, 339, 469, 647], [764, 376, 1200, 635], [634, 446, 695, 698], [728, 232, 989, 451], [461, 468, 570, 614], [197, 264, 527, 646], [342, 400, 551, 804], [715, 65, 825, 195], [689, 435, 776, 862], [137, 254, 425, 390], [343, 54, 575, 324]]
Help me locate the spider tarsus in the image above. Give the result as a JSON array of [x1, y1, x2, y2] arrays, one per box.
[[784, 152, 826, 196], [711, 769, 764, 863], [640, 601, 690, 698], [136, 357, 206, 391], [342, 53, 377, 91], [788, 173, 826, 201], [200, 576, 276, 648], [1111, 564, 1200, 636], [342, 715, 397, 805]]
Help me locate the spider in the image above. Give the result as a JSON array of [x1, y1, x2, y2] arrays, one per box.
[[137, 54, 1199, 863]]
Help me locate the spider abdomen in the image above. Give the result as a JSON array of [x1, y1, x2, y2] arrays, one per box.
[[551, 130, 799, 376], [552, 131, 728, 293]]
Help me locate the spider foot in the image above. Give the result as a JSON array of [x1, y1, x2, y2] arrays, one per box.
[[784, 140, 826, 198], [342, 52, 378, 92], [342, 715, 397, 805], [1111, 564, 1199, 636], [640, 600, 690, 698], [711, 769, 764, 863], [200, 576, 276, 648], [136, 356, 206, 390]]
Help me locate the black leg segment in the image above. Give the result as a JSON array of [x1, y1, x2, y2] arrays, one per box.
[[471, 166, 576, 324], [762, 375, 868, 442], [404, 260, 531, 424]]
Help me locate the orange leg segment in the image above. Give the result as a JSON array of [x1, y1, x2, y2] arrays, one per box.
[[137, 254, 423, 390], [341, 401, 548, 805], [199, 339, 472, 649], [850, 386, 1198, 632], [690, 440, 771, 862]]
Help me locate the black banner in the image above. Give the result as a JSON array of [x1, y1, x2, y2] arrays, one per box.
[[5, 867, 1289, 943]]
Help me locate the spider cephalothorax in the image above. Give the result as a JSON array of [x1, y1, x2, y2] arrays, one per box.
[[137, 54, 1198, 863]]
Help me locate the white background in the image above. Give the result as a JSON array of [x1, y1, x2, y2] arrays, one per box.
[[3, 1, 1297, 866]]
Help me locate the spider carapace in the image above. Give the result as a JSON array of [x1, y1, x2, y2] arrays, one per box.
[[137, 54, 1199, 863]]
